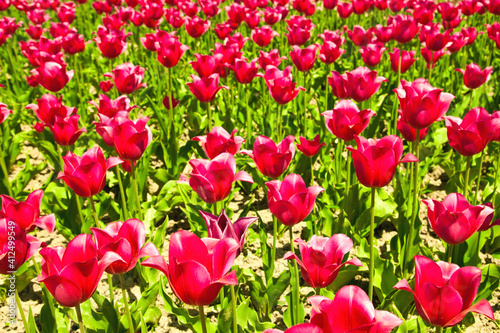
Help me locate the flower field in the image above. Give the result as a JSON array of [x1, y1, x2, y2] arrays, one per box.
[[0, 0, 500, 332]]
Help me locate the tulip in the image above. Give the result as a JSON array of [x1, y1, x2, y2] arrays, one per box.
[[200, 209, 257, 255], [187, 74, 228, 103], [286, 26, 312, 46], [284, 234, 362, 289], [421, 46, 448, 69], [309, 285, 403, 332], [390, 14, 419, 44], [94, 26, 130, 59], [62, 32, 85, 55], [156, 37, 189, 68], [190, 53, 224, 78], [347, 25, 373, 46], [227, 58, 260, 84], [141, 230, 239, 306], [423, 193, 494, 245], [258, 49, 287, 69], [439, 2, 460, 21], [0, 219, 44, 275], [110, 116, 153, 161], [397, 111, 429, 142], [89, 94, 136, 118], [455, 63, 493, 90], [26, 94, 75, 127], [266, 173, 324, 226], [0, 103, 12, 124], [193, 127, 244, 159], [104, 63, 147, 95], [241, 135, 295, 179], [372, 24, 393, 43], [344, 66, 388, 102], [290, 44, 319, 72], [49, 115, 86, 147], [0, 190, 55, 233], [327, 71, 348, 99], [388, 48, 417, 74], [91, 219, 159, 274], [244, 10, 262, 29], [185, 17, 210, 38], [38, 234, 123, 307], [394, 255, 495, 328], [394, 78, 455, 130], [213, 43, 243, 78], [162, 95, 179, 110], [447, 32, 467, 53], [25, 25, 45, 40], [226, 34, 250, 52], [265, 74, 305, 105], [99, 80, 113, 92], [33, 61, 74, 92], [252, 26, 279, 47], [347, 135, 418, 188], [353, 0, 371, 14], [296, 135, 325, 157], [58, 147, 123, 198], [359, 42, 387, 67], [214, 22, 233, 40], [443, 107, 495, 157], [318, 41, 345, 64], [337, 2, 353, 18], [263, 323, 323, 333], [322, 100, 375, 142], [421, 26, 451, 52]]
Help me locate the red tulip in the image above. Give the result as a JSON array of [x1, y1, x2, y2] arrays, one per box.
[[397, 110, 429, 142], [460, 0, 485, 15], [455, 63, 493, 90], [38, 234, 123, 307], [390, 14, 419, 44], [99, 80, 113, 92], [0, 219, 44, 275], [296, 135, 325, 157], [344, 66, 388, 102], [141, 230, 239, 306], [423, 193, 494, 245], [200, 209, 257, 255], [49, 115, 86, 146], [491, 111, 500, 142], [58, 3, 76, 23], [58, 147, 123, 198], [25, 24, 45, 40], [201, 1, 220, 17], [421, 46, 448, 69], [244, 10, 262, 29], [488, 0, 500, 14], [347, 135, 418, 188], [162, 95, 179, 110], [94, 26, 130, 59], [290, 44, 319, 72], [337, 2, 353, 18], [421, 25, 451, 52], [187, 74, 228, 103], [155, 36, 189, 68], [439, 2, 461, 21], [263, 323, 323, 333], [0, 103, 12, 124], [353, 0, 371, 14], [91, 219, 159, 274], [322, 99, 375, 142], [443, 107, 495, 156], [266, 173, 324, 226], [265, 71, 305, 105], [214, 22, 233, 40], [190, 53, 223, 78], [193, 127, 244, 159], [227, 58, 260, 84], [32, 61, 74, 92], [258, 49, 287, 69], [388, 48, 417, 73], [394, 78, 455, 129], [374, 0, 388, 10], [104, 63, 147, 95], [185, 17, 210, 38], [327, 71, 348, 99], [110, 116, 153, 161], [395, 255, 494, 328], [213, 43, 243, 78], [284, 234, 362, 288], [286, 25, 312, 46], [310, 285, 403, 332], [447, 32, 467, 53], [241, 135, 295, 179], [347, 25, 373, 46], [359, 42, 387, 67], [89, 94, 136, 118], [26, 94, 75, 127], [62, 32, 85, 55], [0, 190, 55, 233], [226, 3, 246, 25], [252, 25, 279, 47], [372, 24, 394, 43], [318, 41, 345, 64], [324, 0, 338, 10], [264, 7, 282, 25]]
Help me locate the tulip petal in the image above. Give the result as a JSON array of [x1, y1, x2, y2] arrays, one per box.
[[61, 234, 97, 266], [40, 275, 83, 307], [418, 282, 463, 326], [330, 285, 375, 330], [373, 309, 404, 333], [445, 299, 495, 327], [33, 214, 56, 233], [141, 255, 169, 276], [234, 170, 254, 183]]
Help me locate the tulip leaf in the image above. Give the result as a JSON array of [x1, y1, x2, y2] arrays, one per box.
[[477, 264, 500, 302], [12, 156, 47, 196], [79, 299, 109, 332], [327, 264, 365, 293], [92, 292, 119, 332]]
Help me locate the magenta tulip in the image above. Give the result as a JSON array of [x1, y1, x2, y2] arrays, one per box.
[[110, 116, 153, 161], [94, 26, 130, 59], [89, 94, 136, 118], [252, 25, 279, 47], [49, 115, 86, 147], [0, 103, 12, 124], [359, 42, 387, 67], [33, 61, 74, 92], [455, 63, 493, 90], [344, 66, 387, 102], [290, 44, 319, 72], [397, 111, 429, 142], [319, 41, 345, 64], [388, 48, 417, 74], [296, 135, 326, 157], [263, 323, 323, 333], [193, 127, 245, 159], [26, 94, 75, 127], [187, 74, 229, 103], [227, 58, 260, 84], [322, 99, 375, 142], [104, 63, 147, 95]]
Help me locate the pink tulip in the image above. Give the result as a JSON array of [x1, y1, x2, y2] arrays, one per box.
[[344, 66, 387, 102], [286, 25, 312, 46], [394, 78, 455, 130], [347, 25, 373, 46], [337, 2, 353, 18], [190, 53, 224, 78], [26, 94, 75, 127], [388, 48, 417, 73], [241, 135, 295, 178], [390, 14, 419, 44], [347, 135, 418, 188], [395, 255, 495, 328], [327, 71, 348, 99], [359, 42, 387, 67], [33, 61, 74, 92], [0, 103, 12, 124], [263, 323, 323, 333], [187, 74, 229, 103], [162, 95, 179, 110], [91, 219, 159, 274], [110, 116, 153, 161], [183, 153, 253, 204], [141, 230, 239, 306], [296, 135, 326, 157], [372, 24, 393, 43], [258, 49, 287, 69], [423, 193, 494, 245], [322, 100, 375, 142], [318, 41, 345, 64], [309, 285, 403, 332], [155, 35, 189, 68], [252, 25, 279, 47], [94, 26, 130, 59], [104, 63, 147, 95], [0, 190, 55, 233], [227, 58, 260, 84], [397, 111, 429, 142], [264, 68, 304, 105], [185, 16, 210, 38], [266, 173, 324, 226], [49, 115, 86, 146], [455, 63, 493, 90], [284, 234, 362, 288], [193, 127, 245, 159], [290, 44, 319, 72]]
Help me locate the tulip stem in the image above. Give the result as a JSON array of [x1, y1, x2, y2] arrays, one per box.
[[394, 51, 402, 135], [289, 226, 301, 325], [198, 305, 208, 333], [230, 285, 238, 333], [468, 90, 473, 111], [464, 156, 472, 200], [405, 130, 420, 277], [428, 52, 434, 83], [277, 104, 284, 141], [213, 202, 218, 216], [108, 273, 114, 304], [435, 326, 443, 333], [369, 187, 376, 301], [119, 274, 134, 333], [115, 166, 128, 220], [315, 287, 321, 296], [492, 150, 500, 211], [303, 71, 307, 136], [0, 147, 13, 196], [15, 289, 30, 332], [446, 244, 454, 263], [75, 303, 87, 333], [88, 196, 101, 228], [130, 163, 144, 220], [271, 215, 278, 275], [75, 195, 85, 228], [473, 151, 484, 206], [246, 86, 252, 147], [206, 102, 213, 131]]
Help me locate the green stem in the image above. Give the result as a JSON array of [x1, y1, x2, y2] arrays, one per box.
[[119, 274, 134, 333], [116, 166, 128, 220], [369, 187, 376, 301], [230, 285, 238, 333], [468, 90, 473, 111], [473, 151, 484, 206], [206, 102, 213, 131], [289, 226, 297, 325], [394, 50, 402, 135], [435, 326, 443, 333], [108, 273, 114, 304], [446, 244, 454, 263], [213, 201, 218, 216], [75, 195, 85, 227], [0, 147, 13, 196], [198, 305, 207, 333], [271, 215, 277, 274], [464, 156, 472, 200], [492, 150, 500, 210], [15, 289, 29, 332], [315, 287, 321, 296], [130, 163, 144, 220], [428, 52, 434, 83], [75, 303, 87, 333], [88, 196, 101, 228], [277, 104, 283, 141], [246, 87, 252, 147], [303, 71, 307, 136], [405, 130, 420, 277]]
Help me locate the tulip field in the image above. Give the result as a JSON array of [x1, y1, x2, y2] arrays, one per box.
[[2, 0, 500, 331]]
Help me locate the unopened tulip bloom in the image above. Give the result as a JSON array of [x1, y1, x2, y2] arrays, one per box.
[[290, 44, 319, 72], [337, 2, 353, 18], [49, 115, 86, 146], [91, 219, 159, 274], [423, 193, 494, 245], [38, 234, 123, 307], [227, 58, 260, 84], [266, 74, 305, 105], [252, 26, 279, 47], [344, 66, 387, 102], [395, 255, 495, 328], [187, 74, 228, 103], [390, 14, 419, 44], [444, 107, 495, 156], [185, 16, 210, 38], [266, 173, 324, 226], [34, 61, 74, 92], [141, 230, 239, 306], [62, 32, 85, 55], [156, 38, 189, 68], [94, 26, 130, 59], [104, 63, 147, 95], [193, 127, 244, 159], [455, 63, 493, 90], [284, 234, 362, 288], [162, 95, 179, 110], [388, 48, 417, 73], [200, 209, 257, 255], [359, 42, 387, 67], [26, 94, 75, 126], [286, 26, 311, 46], [322, 100, 375, 142], [241, 135, 295, 178], [184, 153, 253, 204], [372, 24, 393, 43], [394, 78, 455, 129], [190, 54, 223, 78], [0, 190, 55, 233], [100, 80, 113, 92], [297, 135, 325, 157], [0, 219, 44, 275], [347, 135, 418, 188], [347, 25, 373, 46], [310, 285, 403, 332], [110, 116, 153, 161]]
